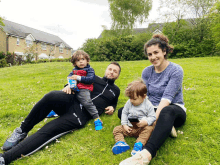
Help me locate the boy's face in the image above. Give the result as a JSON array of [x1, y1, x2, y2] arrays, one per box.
[[130, 93, 146, 106], [75, 55, 88, 68]]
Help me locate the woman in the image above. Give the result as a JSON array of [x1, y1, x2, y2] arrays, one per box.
[[119, 34, 186, 165]]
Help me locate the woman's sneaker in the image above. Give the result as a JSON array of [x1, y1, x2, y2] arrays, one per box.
[[2, 127, 27, 151], [170, 126, 177, 138], [131, 142, 143, 156], [112, 141, 130, 154], [0, 154, 5, 165]]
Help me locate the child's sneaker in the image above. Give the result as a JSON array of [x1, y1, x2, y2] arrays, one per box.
[[94, 118, 103, 131], [131, 142, 143, 156], [112, 141, 130, 154], [46, 110, 58, 118]]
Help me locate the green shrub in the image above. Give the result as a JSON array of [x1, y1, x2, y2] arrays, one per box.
[[0, 58, 7, 68], [0, 51, 6, 60]]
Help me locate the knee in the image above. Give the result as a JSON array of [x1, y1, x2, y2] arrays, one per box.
[[113, 126, 122, 135], [158, 106, 176, 121]]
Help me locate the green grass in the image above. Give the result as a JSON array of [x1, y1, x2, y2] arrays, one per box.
[[0, 57, 220, 165]]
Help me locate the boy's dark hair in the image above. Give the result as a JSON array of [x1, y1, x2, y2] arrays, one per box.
[[108, 61, 121, 74], [125, 79, 147, 99], [71, 50, 90, 66]]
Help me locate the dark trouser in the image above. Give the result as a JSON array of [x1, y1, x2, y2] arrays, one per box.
[[76, 89, 99, 119], [2, 91, 87, 165], [118, 105, 186, 158]]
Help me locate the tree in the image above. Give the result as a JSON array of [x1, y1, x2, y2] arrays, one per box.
[[24, 44, 38, 62], [108, 0, 152, 36], [209, 0, 220, 51], [0, 17, 5, 29]]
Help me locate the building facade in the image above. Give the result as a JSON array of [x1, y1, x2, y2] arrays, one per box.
[[0, 20, 73, 59]]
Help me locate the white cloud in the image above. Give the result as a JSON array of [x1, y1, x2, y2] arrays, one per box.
[[0, 0, 159, 50]]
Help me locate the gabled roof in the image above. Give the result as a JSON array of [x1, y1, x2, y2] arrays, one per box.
[[2, 19, 72, 49], [97, 23, 164, 39]]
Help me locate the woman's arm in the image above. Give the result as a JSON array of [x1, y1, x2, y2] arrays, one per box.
[[155, 99, 170, 119]]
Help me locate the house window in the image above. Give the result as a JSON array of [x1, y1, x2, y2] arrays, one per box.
[[41, 43, 47, 50], [17, 38, 20, 45], [66, 49, 68, 54], [26, 39, 32, 47], [59, 47, 63, 53]]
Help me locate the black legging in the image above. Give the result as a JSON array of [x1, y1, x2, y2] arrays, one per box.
[[2, 91, 87, 165], [118, 104, 186, 158]]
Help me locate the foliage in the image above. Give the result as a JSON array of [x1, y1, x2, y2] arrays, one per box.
[[5, 52, 16, 65], [24, 44, 38, 62], [0, 58, 220, 164], [209, 0, 220, 51], [82, 33, 152, 61], [108, 0, 152, 36], [0, 17, 4, 29], [0, 58, 7, 68], [0, 51, 6, 60]]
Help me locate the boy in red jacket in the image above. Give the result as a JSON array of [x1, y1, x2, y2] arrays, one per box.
[[68, 50, 102, 131]]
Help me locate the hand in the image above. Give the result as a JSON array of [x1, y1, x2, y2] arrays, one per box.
[[123, 125, 132, 133], [105, 106, 114, 115], [69, 75, 78, 80], [136, 119, 148, 128], [62, 85, 74, 94]]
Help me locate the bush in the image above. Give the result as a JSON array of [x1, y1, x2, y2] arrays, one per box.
[[81, 33, 152, 61], [0, 58, 7, 68], [0, 51, 6, 60]]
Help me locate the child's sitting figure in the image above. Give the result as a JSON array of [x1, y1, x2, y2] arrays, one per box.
[[68, 50, 102, 131], [112, 80, 156, 155]]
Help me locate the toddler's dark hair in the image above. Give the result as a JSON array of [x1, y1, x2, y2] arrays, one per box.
[[71, 50, 90, 66], [125, 79, 147, 99]]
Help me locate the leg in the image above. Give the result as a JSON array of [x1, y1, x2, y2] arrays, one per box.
[[1, 111, 83, 165], [144, 105, 186, 158], [118, 107, 123, 120], [2, 91, 75, 151], [113, 125, 127, 143], [136, 125, 154, 146], [119, 105, 186, 165], [76, 89, 99, 119], [112, 125, 130, 154], [21, 91, 75, 133]]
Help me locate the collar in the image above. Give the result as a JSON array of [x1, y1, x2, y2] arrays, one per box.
[[103, 76, 115, 85]]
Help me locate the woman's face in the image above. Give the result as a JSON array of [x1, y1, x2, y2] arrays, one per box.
[[146, 44, 166, 68]]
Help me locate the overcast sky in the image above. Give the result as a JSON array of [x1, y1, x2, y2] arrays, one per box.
[[0, 0, 159, 50]]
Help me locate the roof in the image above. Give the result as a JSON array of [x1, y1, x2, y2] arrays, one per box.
[[97, 23, 164, 39], [2, 19, 72, 49]]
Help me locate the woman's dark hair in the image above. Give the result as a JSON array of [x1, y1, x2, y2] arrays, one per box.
[[71, 50, 90, 66], [144, 34, 173, 59]]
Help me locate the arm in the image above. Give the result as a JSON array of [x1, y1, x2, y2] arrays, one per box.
[[141, 100, 156, 125], [121, 101, 133, 133], [121, 101, 131, 126], [105, 86, 120, 115], [80, 68, 95, 84]]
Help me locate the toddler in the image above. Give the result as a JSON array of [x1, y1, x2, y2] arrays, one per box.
[[68, 50, 102, 131], [112, 80, 156, 155]]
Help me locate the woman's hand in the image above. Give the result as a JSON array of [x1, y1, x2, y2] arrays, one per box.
[[136, 119, 148, 128], [123, 125, 132, 133], [105, 106, 114, 115]]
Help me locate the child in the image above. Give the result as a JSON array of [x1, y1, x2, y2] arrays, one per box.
[[112, 80, 156, 155], [68, 50, 102, 131]]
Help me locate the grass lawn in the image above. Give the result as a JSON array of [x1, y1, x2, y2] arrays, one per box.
[[0, 57, 219, 165]]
